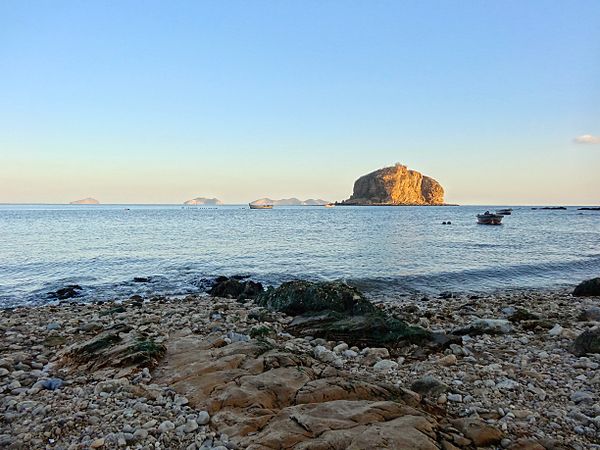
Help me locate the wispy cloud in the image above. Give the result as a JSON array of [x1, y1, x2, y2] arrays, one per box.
[[574, 134, 600, 144]]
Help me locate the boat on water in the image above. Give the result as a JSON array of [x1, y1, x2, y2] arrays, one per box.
[[496, 208, 513, 215], [324, 203, 335, 208], [249, 203, 273, 209], [477, 211, 503, 225]]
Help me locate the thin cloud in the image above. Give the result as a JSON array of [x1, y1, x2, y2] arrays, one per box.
[[574, 134, 600, 144]]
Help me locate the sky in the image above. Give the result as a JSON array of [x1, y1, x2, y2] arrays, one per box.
[[1, 1, 599, 205]]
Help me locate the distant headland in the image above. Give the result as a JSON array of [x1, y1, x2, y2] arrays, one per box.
[[250, 198, 330, 206], [341, 163, 446, 206], [69, 198, 99, 205], [184, 197, 223, 206]]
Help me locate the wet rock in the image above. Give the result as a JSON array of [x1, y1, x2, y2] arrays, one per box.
[[208, 277, 263, 300], [573, 277, 600, 297], [47, 285, 82, 300], [257, 280, 375, 316], [133, 277, 151, 283]]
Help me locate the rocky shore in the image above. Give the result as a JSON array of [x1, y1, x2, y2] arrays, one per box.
[[0, 282, 598, 449]]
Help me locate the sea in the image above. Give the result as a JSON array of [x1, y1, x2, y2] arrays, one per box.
[[1, 204, 599, 307]]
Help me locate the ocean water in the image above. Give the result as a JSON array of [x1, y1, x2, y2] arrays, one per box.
[[0, 204, 599, 307]]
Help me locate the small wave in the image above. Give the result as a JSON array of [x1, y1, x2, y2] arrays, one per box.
[[348, 255, 600, 297]]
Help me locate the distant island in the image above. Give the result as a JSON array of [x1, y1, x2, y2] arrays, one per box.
[[184, 197, 223, 206], [341, 163, 445, 206], [69, 198, 99, 205], [250, 198, 330, 206]]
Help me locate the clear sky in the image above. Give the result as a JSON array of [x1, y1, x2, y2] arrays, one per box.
[[1, 0, 599, 205]]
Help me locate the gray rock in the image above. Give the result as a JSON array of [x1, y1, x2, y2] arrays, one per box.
[[158, 420, 175, 433], [183, 419, 198, 433], [372, 359, 398, 372], [196, 411, 210, 425], [447, 393, 463, 402], [410, 376, 450, 397], [133, 429, 148, 440], [454, 319, 512, 335], [578, 306, 600, 322], [571, 391, 594, 404]]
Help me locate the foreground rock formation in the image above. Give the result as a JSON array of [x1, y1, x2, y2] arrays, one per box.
[[343, 164, 445, 205], [69, 197, 99, 205], [184, 197, 223, 206], [154, 335, 444, 449]]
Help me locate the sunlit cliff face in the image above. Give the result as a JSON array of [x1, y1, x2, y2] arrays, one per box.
[[344, 164, 445, 205]]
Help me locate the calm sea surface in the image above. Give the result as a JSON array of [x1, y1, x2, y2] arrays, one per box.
[[1, 204, 599, 307]]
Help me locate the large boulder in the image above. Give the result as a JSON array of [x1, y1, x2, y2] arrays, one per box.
[[342, 164, 444, 205], [287, 310, 432, 349], [573, 278, 600, 297], [257, 281, 441, 349], [573, 327, 600, 356], [256, 281, 375, 315]]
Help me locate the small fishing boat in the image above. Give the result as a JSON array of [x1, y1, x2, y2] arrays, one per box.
[[477, 211, 503, 225], [249, 203, 273, 209], [324, 203, 335, 208], [496, 208, 512, 215]]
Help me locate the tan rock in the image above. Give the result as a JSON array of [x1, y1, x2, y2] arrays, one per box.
[[437, 354, 458, 366], [451, 418, 503, 447], [343, 164, 444, 205], [90, 438, 105, 448], [509, 439, 546, 450], [154, 334, 444, 449]]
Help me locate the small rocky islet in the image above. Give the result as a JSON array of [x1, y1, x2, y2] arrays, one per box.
[[0, 278, 599, 449]]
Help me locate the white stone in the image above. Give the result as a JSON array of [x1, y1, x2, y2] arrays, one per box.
[[548, 324, 563, 336], [333, 343, 348, 353], [373, 360, 398, 373]]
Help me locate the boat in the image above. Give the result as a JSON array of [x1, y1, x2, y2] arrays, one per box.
[[496, 208, 512, 215], [249, 203, 273, 209], [324, 203, 335, 208], [477, 211, 503, 225]]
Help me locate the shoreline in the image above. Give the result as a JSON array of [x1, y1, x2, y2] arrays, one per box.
[[0, 286, 598, 449]]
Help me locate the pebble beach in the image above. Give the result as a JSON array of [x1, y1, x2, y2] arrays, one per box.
[[0, 285, 598, 449]]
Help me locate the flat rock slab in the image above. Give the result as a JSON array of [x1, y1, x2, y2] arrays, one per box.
[[153, 334, 443, 449]]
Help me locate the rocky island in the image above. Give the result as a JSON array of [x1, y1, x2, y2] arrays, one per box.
[[69, 198, 99, 205], [250, 198, 330, 206], [342, 164, 445, 205], [184, 198, 223, 206]]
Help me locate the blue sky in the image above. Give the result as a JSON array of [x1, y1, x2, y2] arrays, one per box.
[[1, 0, 599, 204]]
